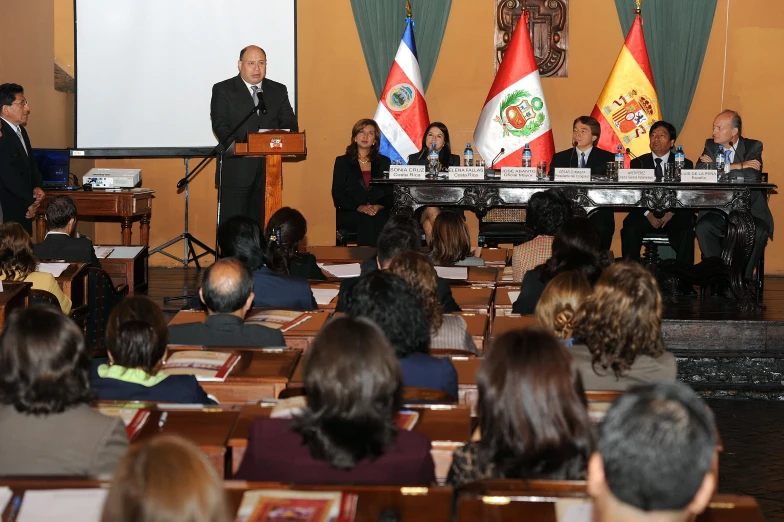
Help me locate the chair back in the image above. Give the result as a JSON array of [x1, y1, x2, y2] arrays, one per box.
[[86, 267, 129, 354], [29, 289, 60, 308]]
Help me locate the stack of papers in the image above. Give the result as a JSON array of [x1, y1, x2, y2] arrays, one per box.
[[311, 288, 340, 305], [319, 263, 361, 278], [15, 489, 108, 522], [37, 262, 70, 277]]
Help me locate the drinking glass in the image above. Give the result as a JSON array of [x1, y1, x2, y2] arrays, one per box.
[[536, 161, 548, 181]]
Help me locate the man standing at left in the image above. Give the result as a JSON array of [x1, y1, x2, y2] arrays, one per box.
[[211, 45, 298, 227], [0, 83, 45, 234]]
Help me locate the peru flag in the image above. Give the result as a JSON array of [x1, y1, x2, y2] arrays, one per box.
[[474, 10, 554, 168], [373, 17, 430, 164]]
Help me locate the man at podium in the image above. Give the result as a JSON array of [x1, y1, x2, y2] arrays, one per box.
[[211, 45, 298, 226]]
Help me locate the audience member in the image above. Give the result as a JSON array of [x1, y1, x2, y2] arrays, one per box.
[[429, 210, 484, 267], [447, 327, 595, 486], [0, 305, 127, 476], [588, 382, 718, 522], [169, 258, 285, 347], [511, 189, 571, 282], [345, 270, 458, 399], [216, 215, 318, 310], [571, 261, 676, 390], [235, 316, 436, 484], [92, 296, 214, 404], [535, 271, 592, 344], [102, 435, 232, 522], [33, 194, 101, 267], [512, 217, 608, 315], [0, 221, 71, 313], [336, 216, 460, 313], [388, 251, 477, 354], [263, 206, 326, 280]]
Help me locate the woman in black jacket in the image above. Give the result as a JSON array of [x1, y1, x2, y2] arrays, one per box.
[[331, 118, 392, 246]]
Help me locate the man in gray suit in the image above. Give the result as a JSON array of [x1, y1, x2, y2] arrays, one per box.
[[210, 45, 298, 226], [695, 110, 770, 279]]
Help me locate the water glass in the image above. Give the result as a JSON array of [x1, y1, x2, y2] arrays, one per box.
[[663, 162, 677, 182], [536, 160, 548, 181], [605, 162, 617, 181]]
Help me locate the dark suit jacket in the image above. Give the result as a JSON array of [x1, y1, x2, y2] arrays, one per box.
[[33, 233, 101, 267], [168, 313, 285, 348], [252, 266, 317, 310], [696, 137, 771, 236], [549, 146, 615, 176], [0, 119, 42, 232], [335, 271, 461, 313], [399, 353, 458, 399], [407, 152, 461, 168], [511, 267, 547, 315], [234, 418, 436, 485], [210, 75, 298, 187], [630, 152, 694, 172], [289, 253, 327, 280], [332, 154, 392, 210]]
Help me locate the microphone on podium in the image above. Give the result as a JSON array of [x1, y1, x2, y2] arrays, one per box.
[[490, 148, 505, 169]]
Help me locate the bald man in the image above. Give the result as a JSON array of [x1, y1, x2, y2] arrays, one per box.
[[168, 257, 285, 347], [211, 45, 298, 226]]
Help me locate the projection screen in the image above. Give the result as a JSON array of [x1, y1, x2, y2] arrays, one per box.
[[74, 0, 297, 156]]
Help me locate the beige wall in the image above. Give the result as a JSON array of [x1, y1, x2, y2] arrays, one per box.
[[4, 0, 782, 270]]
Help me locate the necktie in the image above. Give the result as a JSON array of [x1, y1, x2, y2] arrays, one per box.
[[251, 85, 260, 115], [654, 157, 663, 180], [580, 152, 586, 168], [16, 127, 27, 156]]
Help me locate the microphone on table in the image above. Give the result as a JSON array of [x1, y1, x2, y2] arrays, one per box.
[[625, 147, 638, 160], [258, 90, 268, 115], [569, 141, 578, 167], [728, 140, 741, 169], [490, 148, 505, 169]]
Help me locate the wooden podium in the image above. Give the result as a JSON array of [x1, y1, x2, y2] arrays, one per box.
[[230, 131, 306, 226]]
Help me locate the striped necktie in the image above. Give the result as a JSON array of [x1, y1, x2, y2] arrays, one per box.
[[251, 85, 260, 115], [16, 126, 27, 155]]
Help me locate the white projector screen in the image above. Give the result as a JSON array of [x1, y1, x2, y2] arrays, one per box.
[[75, 0, 297, 156]]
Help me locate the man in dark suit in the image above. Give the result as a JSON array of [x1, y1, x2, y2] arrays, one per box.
[[0, 83, 45, 234], [168, 257, 285, 347], [33, 195, 101, 267], [210, 45, 298, 226], [695, 110, 769, 279], [549, 116, 616, 251], [621, 121, 695, 265]]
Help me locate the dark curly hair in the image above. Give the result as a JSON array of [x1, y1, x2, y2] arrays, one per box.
[[388, 251, 442, 330], [344, 270, 431, 358], [263, 206, 308, 275], [0, 305, 95, 414], [539, 217, 609, 285], [105, 296, 169, 375], [217, 216, 265, 270], [527, 189, 572, 236], [292, 316, 402, 470], [572, 261, 666, 379], [0, 222, 37, 280]]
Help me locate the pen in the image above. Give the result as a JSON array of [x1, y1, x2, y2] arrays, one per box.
[[7, 495, 22, 522], [157, 411, 169, 431]]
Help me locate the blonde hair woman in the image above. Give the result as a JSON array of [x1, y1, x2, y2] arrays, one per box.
[[535, 271, 592, 344]]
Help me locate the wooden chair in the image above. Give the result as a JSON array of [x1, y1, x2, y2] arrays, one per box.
[[29, 289, 61, 308], [477, 208, 536, 247], [335, 208, 358, 246], [86, 267, 129, 353]]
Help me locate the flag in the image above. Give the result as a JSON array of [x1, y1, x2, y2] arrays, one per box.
[[474, 10, 554, 168], [373, 17, 429, 164], [590, 12, 661, 162]]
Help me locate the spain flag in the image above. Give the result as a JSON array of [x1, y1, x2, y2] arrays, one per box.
[[590, 12, 661, 163]]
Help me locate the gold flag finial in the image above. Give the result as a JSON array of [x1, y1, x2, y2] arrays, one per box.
[[406, 0, 412, 18], [523, 0, 528, 10], [634, 0, 642, 14]]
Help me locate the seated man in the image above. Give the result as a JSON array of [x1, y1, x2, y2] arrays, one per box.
[[168, 257, 285, 347], [621, 121, 695, 265], [695, 110, 770, 279], [33, 195, 101, 267], [588, 381, 718, 522], [336, 215, 460, 313], [549, 116, 616, 251]]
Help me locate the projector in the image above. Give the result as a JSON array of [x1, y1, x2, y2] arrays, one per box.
[[83, 168, 142, 189]]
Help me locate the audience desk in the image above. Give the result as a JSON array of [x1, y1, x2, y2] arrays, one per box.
[[478, 247, 509, 266], [302, 245, 376, 263], [451, 286, 493, 313]]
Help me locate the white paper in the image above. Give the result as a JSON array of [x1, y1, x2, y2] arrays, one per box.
[[681, 169, 718, 183], [92, 246, 115, 258], [312, 288, 340, 305], [507, 290, 520, 303], [618, 168, 655, 182], [320, 263, 361, 278], [36, 262, 71, 277], [434, 266, 468, 279], [16, 489, 108, 522], [0, 487, 12, 515], [500, 167, 537, 181], [448, 166, 485, 180], [559, 500, 593, 522], [106, 246, 145, 258], [554, 168, 591, 182], [389, 165, 426, 179]]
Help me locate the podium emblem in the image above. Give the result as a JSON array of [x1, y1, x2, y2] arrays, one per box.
[[386, 83, 415, 112], [269, 137, 283, 149]]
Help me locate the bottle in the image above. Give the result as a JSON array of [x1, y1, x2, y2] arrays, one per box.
[[674, 145, 685, 170], [615, 145, 625, 172], [715, 144, 725, 175], [522, 143, 532, 167], [463, 142, 474, 167], [428, 141, 439, 177]]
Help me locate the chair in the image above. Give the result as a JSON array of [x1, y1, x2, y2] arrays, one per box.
[[641, 231, 676, 267], [477, 209, 536, 247], [86, 267, 129, 354], [335, 209, 358, 246], [29, 289, 61, 308]]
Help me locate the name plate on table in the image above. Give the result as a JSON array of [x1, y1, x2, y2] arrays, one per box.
[[500, 167, 537, 181], [448, 167, 485, 180], [618, 169, 655, 182], [554, 168, 591, 182], [681, 169, 718, 183], [389, 165, 426, 179]]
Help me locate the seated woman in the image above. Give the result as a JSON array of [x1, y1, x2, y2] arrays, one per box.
[[447, 327, 595, 487], [102, 435, 232, 522], [511, 189, 572, 282], [264, 207, 327, 281], [331, 118, 391, 246], [0, 222, 71, 313], [570, 261, 677, 391], [345, 270, 458, 399], [535, 271, 592, 346], [235, 316, 436, 484], [429, 210, 484, 267], [217, 215, 318, 310], [388, 251, 477, 354], [407, 122, 461, 241], [0, 305, 128, 476], [512, 217, 609, 315], [91, 296, 215, 404]]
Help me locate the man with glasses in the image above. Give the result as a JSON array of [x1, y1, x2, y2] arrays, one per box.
[[620, 120, 695, 265], [210, 45, 298, 227], [0, 83, 45, 234]]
